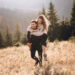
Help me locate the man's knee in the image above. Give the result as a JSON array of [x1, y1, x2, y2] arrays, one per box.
[[31, 54, 35, 59], [31, 49, 35, 59]]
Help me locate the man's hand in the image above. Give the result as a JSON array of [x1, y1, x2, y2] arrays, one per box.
[[27, 43, 31, 48]]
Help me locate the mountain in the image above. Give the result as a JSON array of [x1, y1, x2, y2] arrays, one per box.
[[0, 0, 73, 20], [0, 8, 38, 35]]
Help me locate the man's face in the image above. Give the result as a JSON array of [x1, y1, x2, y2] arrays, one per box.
[[31, 22, 37, 29]]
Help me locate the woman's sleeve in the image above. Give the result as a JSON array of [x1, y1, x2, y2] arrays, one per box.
[[27, 31, 31, 43]]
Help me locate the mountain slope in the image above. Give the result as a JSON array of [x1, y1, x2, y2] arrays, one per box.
[[0, 8, 38, 34], [0, 41, 75, 75]]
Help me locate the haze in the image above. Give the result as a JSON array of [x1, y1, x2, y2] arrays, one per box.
[[0, 0, 74, 19]]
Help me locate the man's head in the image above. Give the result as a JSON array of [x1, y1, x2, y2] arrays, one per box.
[[31, 21, 38, 29]]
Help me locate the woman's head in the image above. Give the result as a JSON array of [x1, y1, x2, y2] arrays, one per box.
[[38, 16, 44, 24], [37, 15, 48, 31]]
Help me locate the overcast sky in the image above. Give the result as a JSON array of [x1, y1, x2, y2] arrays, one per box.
[[0, 0, 74, 19]]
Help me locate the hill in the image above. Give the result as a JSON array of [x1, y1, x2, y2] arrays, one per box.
[[0, 8, 38, 34], [0, 41, 75, 75]]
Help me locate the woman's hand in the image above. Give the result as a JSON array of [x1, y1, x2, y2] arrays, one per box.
[[27, 43, 31, 48]]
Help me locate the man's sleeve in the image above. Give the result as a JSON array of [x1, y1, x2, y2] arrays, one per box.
[[27, 31, 31, 43]]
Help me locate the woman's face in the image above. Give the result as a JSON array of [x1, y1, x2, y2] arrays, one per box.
[[38, 18, 43, 24]]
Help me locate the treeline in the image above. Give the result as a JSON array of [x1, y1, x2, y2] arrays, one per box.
[[0, 23, 27, 48], [39, 0, 75, 42]]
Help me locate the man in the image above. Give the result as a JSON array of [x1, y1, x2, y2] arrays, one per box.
[[27, 21, 42, 66]]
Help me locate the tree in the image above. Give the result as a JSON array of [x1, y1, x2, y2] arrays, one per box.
[[47, 2, 59, 41], [64, 18, 70, 26], [58, 19, 72, 40], [21, 33, 27, 45], [5, 25, 12, 46], [60, 17, 70, 26], [14, 23, 21, 43], [0, 30, 4, 48], [38, 6, 47, 18], [71, 0, 75, 36], [47, 2, 58, 26], [41, 6, 47, 17]]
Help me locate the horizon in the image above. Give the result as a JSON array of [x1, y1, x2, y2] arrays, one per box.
[[0, 0, 74, 19]]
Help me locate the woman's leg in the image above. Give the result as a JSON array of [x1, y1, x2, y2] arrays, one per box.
[[42, 45, 48, 61], [38, 45, 42, 67], [41, 34, 48, 61]]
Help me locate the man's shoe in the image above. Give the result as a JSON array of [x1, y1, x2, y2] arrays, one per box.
[[39, 61, 42, 67], [35, 60, 39, 66], [44, 54, 48, 61]]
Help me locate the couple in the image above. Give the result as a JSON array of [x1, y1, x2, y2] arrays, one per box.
[[27, 15, 48, 66]]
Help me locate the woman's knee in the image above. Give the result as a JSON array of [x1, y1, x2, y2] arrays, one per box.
[[43, 34, 47, 39], [42, 34, 47, 43]]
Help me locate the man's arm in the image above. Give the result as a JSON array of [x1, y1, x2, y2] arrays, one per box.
[[27, 31, 31, 42], [31, 28, 40, 32], [31, 25, 44, 32], [27, 31, 32, 48]]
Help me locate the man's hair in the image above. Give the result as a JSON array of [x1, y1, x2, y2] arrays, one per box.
[[31, 20, 37, 24]]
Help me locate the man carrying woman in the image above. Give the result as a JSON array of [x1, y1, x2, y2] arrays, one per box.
[[27, 15, 48, 66]]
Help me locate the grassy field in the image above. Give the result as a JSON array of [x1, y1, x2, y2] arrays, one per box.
[[0, 41, 75, 75]]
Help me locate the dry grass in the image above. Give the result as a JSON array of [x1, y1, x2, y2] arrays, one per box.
[[0, 41, 75, 75]]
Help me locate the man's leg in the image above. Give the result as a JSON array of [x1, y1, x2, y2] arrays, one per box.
[[38, 45, 42, 67], [30, 45, 39, 66]]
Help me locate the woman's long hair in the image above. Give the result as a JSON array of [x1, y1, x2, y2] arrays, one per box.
[[37, 15, 49, 32]]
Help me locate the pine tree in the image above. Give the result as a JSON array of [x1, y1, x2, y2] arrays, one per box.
[[41, 7, 46, 16], [14, 23, 21, 43], [47, 2, 58, 26], [60, 17, 70, 26], [38, 6, 47, 17], [71, 0, 75, 36], [47, 2, 59, 41], [64, 18, 70, 26], [21, 33, 27, 45], [0, 30, 4, 48], [5, 25, 12, 46]]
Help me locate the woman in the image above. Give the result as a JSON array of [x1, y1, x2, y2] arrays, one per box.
[[37, 15, 48, 61]]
